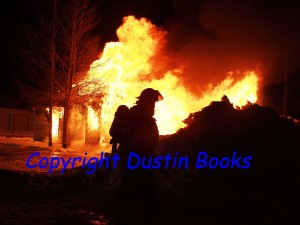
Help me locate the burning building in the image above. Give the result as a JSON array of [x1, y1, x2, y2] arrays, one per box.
[[49, 15, 260, 150]]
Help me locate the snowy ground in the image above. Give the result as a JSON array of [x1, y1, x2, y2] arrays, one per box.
[[0, 136, 114, 225], [1, 134, 299, 225], [0, 136, 111, 173]]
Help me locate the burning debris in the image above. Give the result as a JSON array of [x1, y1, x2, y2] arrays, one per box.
[[4, 13, 297, 225], [46, 15, 260, 148], [2, 0, 300, 223], [81, 16, 260, 144], [160, 94, 299, 162], [153, 96, 300, 216], [1, 96, 299, 224]]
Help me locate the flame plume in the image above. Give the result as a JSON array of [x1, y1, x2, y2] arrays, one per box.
[[87, 16, 259, 142]]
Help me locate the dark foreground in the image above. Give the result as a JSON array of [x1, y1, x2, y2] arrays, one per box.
[[0, 166, 299, 225], [1, 100, 300, 225]]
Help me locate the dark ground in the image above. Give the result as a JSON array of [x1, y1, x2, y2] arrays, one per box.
[[0, 99, 300, 225]]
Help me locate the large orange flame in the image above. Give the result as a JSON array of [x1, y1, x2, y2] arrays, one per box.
[[87, 16, 259, 142]]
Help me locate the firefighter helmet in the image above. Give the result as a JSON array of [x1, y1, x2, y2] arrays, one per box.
[[136, 88, 163, 103]]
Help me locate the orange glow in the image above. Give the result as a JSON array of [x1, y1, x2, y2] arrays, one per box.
[[46, 107, 63, 138], [85, 16, 259, 141], [87, 106, 99, 131]]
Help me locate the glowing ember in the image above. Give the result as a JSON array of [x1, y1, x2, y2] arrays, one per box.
[[86, 15, 259, 141]]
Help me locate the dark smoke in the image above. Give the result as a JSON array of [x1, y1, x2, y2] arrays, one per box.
[[160, 0, 300, 114], [98, 0, 300, 116]]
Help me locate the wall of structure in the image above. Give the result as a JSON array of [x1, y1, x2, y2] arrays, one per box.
[[0, 108, 34, 137]]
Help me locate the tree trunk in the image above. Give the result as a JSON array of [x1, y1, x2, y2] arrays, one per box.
[[62, 89, 70, 148], [48, 0, 57, 147], [62, 50, 74, 148], [61, 0, 101, 148], [48, 106, 53, 146]]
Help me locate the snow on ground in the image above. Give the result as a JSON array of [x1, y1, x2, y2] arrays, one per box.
[[0, 136, 112, 173], [0, 136, 114, 225]]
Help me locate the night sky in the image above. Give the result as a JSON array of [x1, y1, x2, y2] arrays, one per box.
[[1, 0, 299, 117]]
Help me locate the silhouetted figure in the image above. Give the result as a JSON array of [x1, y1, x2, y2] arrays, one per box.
[[114, 88, 163, 225], [109, 105, 130, 154]]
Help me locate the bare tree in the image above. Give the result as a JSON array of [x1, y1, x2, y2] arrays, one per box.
[[58, 0, 102, 148], [17, 0, 102, 148], [16, 0, 59, 147], [48, 0, 58, 147]]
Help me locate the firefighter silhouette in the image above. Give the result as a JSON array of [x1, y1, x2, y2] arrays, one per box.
[[113, 88, 163, 225], [109, 105, 130, 154]]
